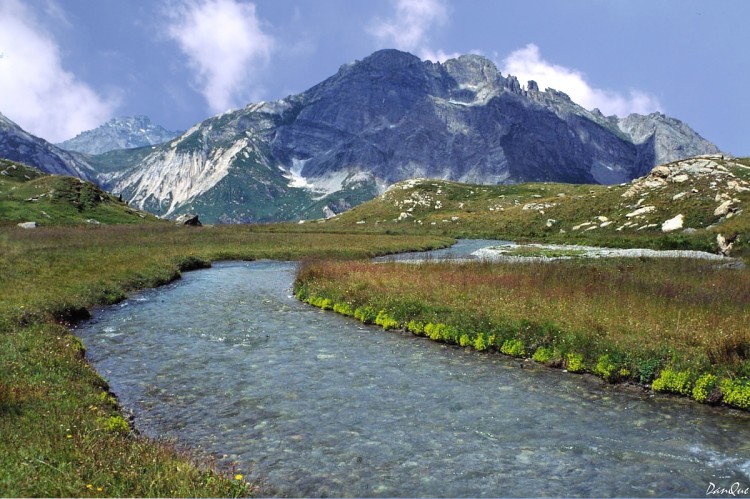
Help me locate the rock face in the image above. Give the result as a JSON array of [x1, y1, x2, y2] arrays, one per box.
[[0, 112, 96, 181], [101, 50, 721, 223], [57, 116, 182, 155]]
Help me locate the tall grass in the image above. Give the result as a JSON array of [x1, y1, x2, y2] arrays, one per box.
[[0, 224, 451, 497], [296, 257, 750, 409]]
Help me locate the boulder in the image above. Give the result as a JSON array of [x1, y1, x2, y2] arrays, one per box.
[[661, 214, 684, 233], [717, 233, 738, 256], [174, 214, 202, 226], [714, 200, 735, 217], [17, 221, 37, 229]]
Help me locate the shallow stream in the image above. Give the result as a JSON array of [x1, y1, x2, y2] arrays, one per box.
[[76, 241, 750, 497]]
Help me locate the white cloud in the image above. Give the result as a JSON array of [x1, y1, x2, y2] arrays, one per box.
[[369, 0, 456, 62], [0, 0, 117, 142], [167, 0, 274, 113], [501, 43, 661, 117]]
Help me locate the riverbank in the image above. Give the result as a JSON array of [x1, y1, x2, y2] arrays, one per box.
[[295, 255, 750, 411], [0, 224, 451, 497]]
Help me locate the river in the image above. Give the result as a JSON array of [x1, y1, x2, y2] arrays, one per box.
[[75, 241, 750, 497]]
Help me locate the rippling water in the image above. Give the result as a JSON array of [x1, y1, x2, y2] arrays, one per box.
[[76, 244, 750, 498]]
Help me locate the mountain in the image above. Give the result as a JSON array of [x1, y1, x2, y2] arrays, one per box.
[[0, 112, 96, 181], [56, 116, 182, 155], [104, 50, 720, 223]]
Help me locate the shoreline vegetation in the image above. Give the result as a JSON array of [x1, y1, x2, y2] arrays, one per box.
[[294, 256, 750, 412], [0, 224, 451, 497]]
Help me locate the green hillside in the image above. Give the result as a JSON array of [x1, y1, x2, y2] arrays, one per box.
[[303, 155, 750, 257], [0, 159, 161, 226]]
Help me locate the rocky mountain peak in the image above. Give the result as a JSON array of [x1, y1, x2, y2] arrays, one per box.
[[442, 54, 500, 87], [358, 49, 423, 71], [56, 116, 182, 155]]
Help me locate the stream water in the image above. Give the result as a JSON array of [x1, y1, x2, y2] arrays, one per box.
[[76, 241, 750, 497]]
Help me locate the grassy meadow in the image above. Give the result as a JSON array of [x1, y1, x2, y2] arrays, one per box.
[[2, 154, 750, 496], [295, 257, 750, 410], [0, 223, 451, 497]]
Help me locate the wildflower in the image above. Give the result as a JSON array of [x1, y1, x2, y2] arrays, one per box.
[[66, 434, 73, 439], [86, 484, 93, 489], [97, 487, 103, 492], [235, 474, 243, 481]]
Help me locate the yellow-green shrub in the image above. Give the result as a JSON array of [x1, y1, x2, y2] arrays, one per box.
[[594, 354, 617, 382], [333, 302, 354, 316], [374, 310, 399, 330], [692, 373, 718, 403], [532, 346, 554, 364], [720, 378, 750, 409], [500, 339, 526, 358], [652, 368, 692, 396], [473, 334, 488, 351], [407, 320, 425, 336], [566, 352, 585, 373]]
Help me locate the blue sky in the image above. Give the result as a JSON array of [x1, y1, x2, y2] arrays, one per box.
[[0, 0, 748, 155]]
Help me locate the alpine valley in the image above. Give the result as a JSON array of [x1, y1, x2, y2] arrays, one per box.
[[5, 49, 721, 223]]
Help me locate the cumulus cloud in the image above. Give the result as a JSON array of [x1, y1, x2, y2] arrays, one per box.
[[369, 0, 457, 62], [167, 0, 274, 113], [501, 43, 662, 116], [0, 0, 117, 142]]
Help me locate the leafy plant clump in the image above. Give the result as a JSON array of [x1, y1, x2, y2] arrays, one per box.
[[374, 310, 400, 330], [720, 378, 750, 409], [500, 339, 526, 358], [693, 373, 718, 403], [652, 368, 693, 396], [566, 353, 586, 373], [532, 346, 555, 364]]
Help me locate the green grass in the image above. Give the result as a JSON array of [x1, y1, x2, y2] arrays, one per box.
[[0, 223, 450, 497], [295, 257, 750, 410], [0, 159, 160, 226]]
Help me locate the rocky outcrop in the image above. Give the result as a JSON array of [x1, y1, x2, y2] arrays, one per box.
[[174, 214, 202, 226], [617, 113, 721, 166], [57, 116, 182, 155]]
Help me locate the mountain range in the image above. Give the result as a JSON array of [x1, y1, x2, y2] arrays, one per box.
[[1, 49, 721, 223], [56, 116, 182, 155]]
